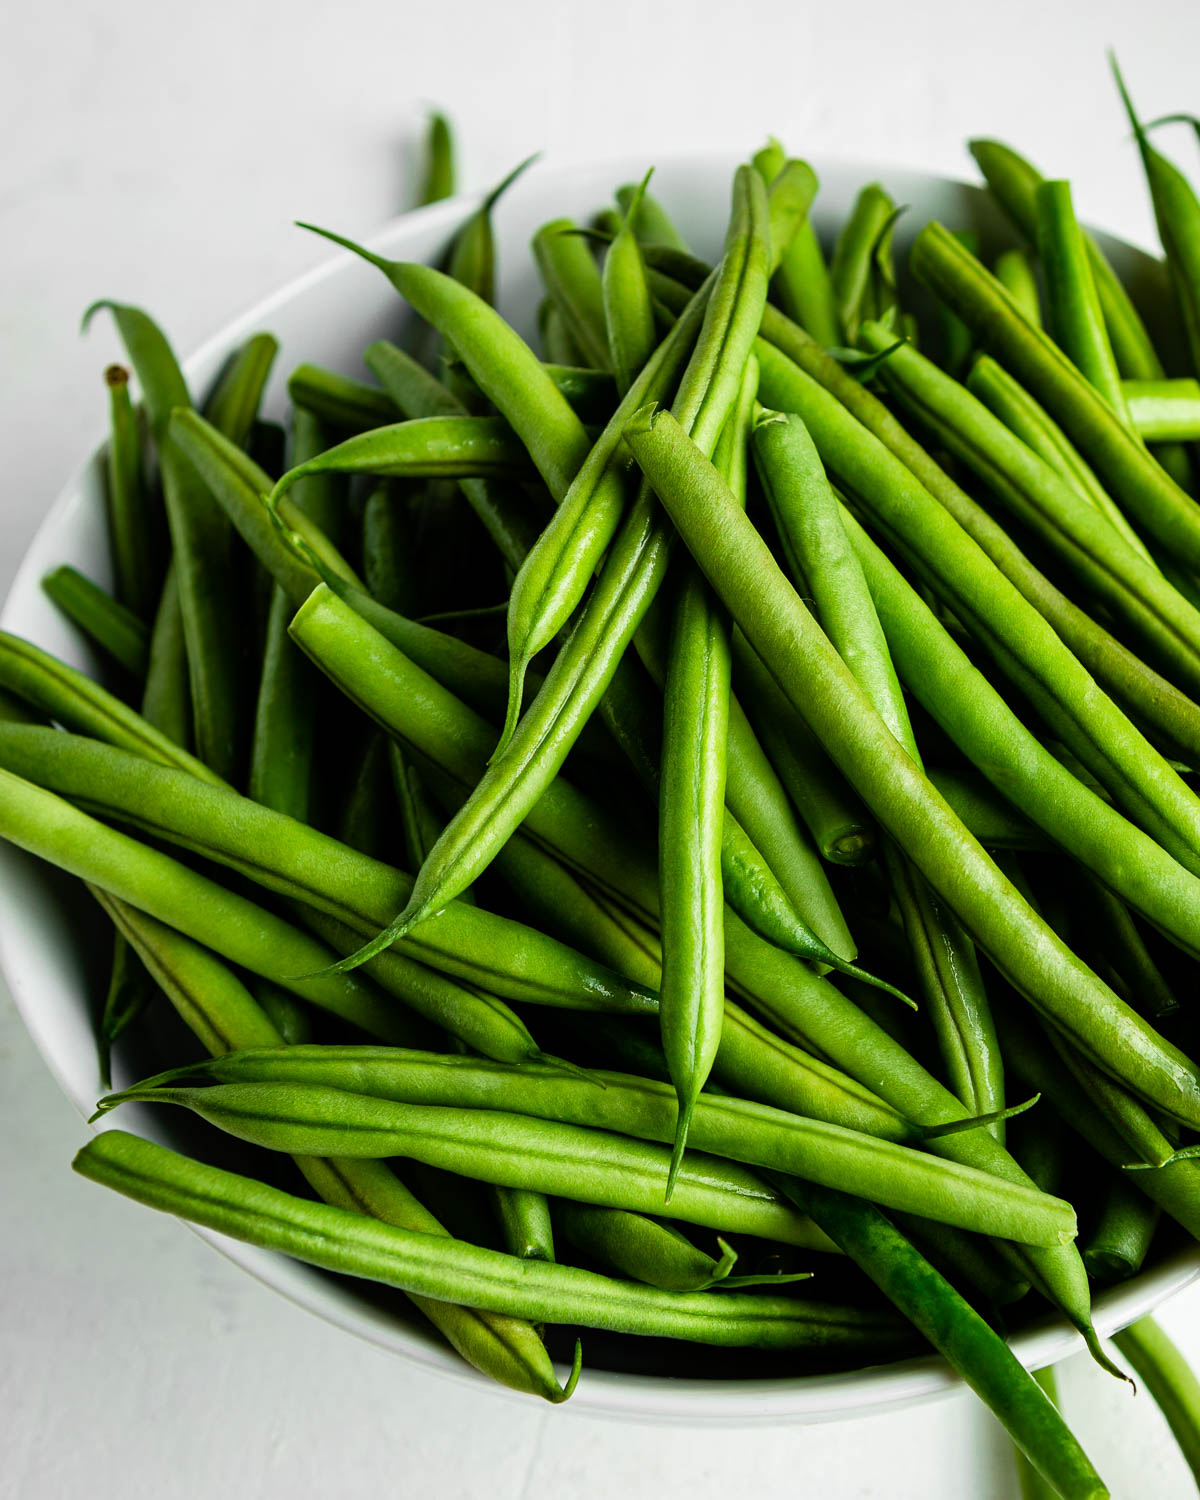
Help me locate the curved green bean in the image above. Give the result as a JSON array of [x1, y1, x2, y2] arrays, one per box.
[[41, 567, 149, 680], [103, 363, 158, 620]]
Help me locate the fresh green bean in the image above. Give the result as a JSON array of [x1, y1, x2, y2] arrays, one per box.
[[753, 141, 840, 347], [84, 302, 244, 780], [95, 919, 158, 1087], [1123, 379, 1200, 441], [829, 184, 896, 343], [968, 354, 1157, 567], [0, 726, 660, 1022], [1012, 1366, 1064, 1500], [994, 249, 1042, 328], [909, 223, 1200, 571], [860, 323, 1200, 716], [539, 298, 585, 365], [445, 155, 538, 309], [1035, 180, 1131, 424], [491, 1187, 555, 1262], [361, 483, 418, 612], [926, 765, 1044, 850], [533, 217, 612, 371], [778, 1178, 1106, 1499], [316, 168, 770, 968], [202, 333, 279, 450], [287, 364, 399, 433], [415, 111, 455, 207], [1083, 1180, 1159, 1283], [105, 1058, 1077, 1245], [140, 565, 191, 747], [556, 1203, 746, 1289], [757, 332, 1200, 876], [615, 181, 688, 251], [41, 566, 149, 680], [75, 1130, 909, 1354], [603, 171, 657, 394], [1112, 1316, 1200, 1488], [730, 631, 875, 864], [336, 731, 396, 859], [103, 364, 158, 620], [936, 231, 979, 376], [621, 402, 1200, 1129]]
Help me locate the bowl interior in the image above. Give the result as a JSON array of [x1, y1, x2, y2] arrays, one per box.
[[3, 149, 1196, 1425]]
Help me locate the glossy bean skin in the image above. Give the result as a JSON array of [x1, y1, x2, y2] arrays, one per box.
[[620, 404, 1200, 1130], [41, 567, 149, 680], [909, 223, 1200, 572], [1083, 1179, 1159, 1283], [1124, 379, 1200, 441], [340, 167, 770, 967], [106, 1056, 1078, 1245], [75, 1130, 908, 1354], [779, 1178, 1107, 1500], [0, 726, 659, 1022], [103, 364, 159, 620]]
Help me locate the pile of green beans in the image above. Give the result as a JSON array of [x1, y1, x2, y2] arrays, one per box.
[[20, 84, 1200, 1496]]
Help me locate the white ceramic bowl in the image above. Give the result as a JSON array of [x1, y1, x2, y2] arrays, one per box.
[[4, 151, 1197, 1425]]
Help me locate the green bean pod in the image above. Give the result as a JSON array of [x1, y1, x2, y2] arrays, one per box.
[[287, 364, 399, 433], [95, 920, 158, 1087], [76, 1130, 909, 1355], [103, 364, 158, 620], [445, 155, 538, 309], [615, 180, 688, 251], [556, 1203, 746, 1290], [41, 567, 149, 680], [140, 565, 192, 748], [103, 1067, 1076, 1245], [909, 223, 1200, 570], [1083, 1180, 1160, 1283], [414, 111, 455, 206], [532, 217, 612, 371], [829, 184, 897, 343], [1112, 1316, 1200, 1488], [779, 1178, 1107, 1500], [620, 402, 1200, 1131], [1034, 180, 1131, 423], [1124, 378, 1200, 441], [321, 167, 771, 967], [491, 1187, 555, 1262], [994, 249, 1042, 327], [602, 171, 657, 394], [968, 355, 1157, 567], [202, 333, 279, 451], [84, 301, 244, 780]]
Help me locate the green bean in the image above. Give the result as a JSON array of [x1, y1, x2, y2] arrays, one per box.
[[490, 1187, 555, 1262], [1035, 180, 1131, 424], [758, 331, 1200, 876], [1083, 1180, 1159, 1283], [615, 180, 687, 251], [252, 980, 314, 1046], [414, 111, 455, 206], [537, 363, 616, 421], [909, 222, 1200, 571], [777, 1178, 1106, 1499], [0, 726, 659, 1023], [101, 1080, 840, 1247], [936, 231, 979, 376], [1012, 1366, 1063, 1500], [84, 302, 244, 780], [751, 303, 1200, 766], [96, 881, 562, 1398], [621, 402, 1200, 1129], [926, 765, 1044, 850], [557, 1203, 744, 1289], [140, 565, 191, 747], [318, 169, 770, 968], [862, 324, 1200, 717], [657, 356, 755, 1193], [730, 631, 875, 864], [364, 341, 463, 419], [336, 731, 396, 859], [1112, 1316, 1200, 1488], [1123, 379, 1200, 441], [41, 566, 149, 679], [603, 171, 657, 394], [105, 1060, 1077, 1245], [994, 249, 1042, 327], [248, 408, 338, 821], [287, 364, 399, 432], [968, 355, 1157, 567], [361, 483, 418, 613], [751, 408, 1002, 1135], [445, 155, 538, 308], [1116, 62, 1200, 378], [890, 1212, 1031, 1309], [533, 217, 612, 371], [0, 767, 431, 1044], [969, 137, 1162, 382], [539, 298, 586, 365], [761, 160, 819, 274], [388, 742, 448, 876], [829, 184, 896, 343], [753, 141, 840, 346], [1070, 871, 1177, 1021], [202, 333, 278, 450], [95, 920, 158, 1087], [79, 1130, 912, 1355], [103, 364, 158, 620], [0, 629, 217, 783]]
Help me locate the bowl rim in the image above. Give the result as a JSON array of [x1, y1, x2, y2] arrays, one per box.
[[3, 148, 1196, 1424]]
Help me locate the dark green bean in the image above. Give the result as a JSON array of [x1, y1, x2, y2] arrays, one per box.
[[532, 217, 612, 371], [75, 1130, 908, 1354], [777, 1178, 1106, 1500], [603, 171, 657, 394], [1112, 1316, 1200, 1488], [105, 1059, 1078, 1244], [414, 111, 455, 207], [96, 919, 158, 1087], [140, 565, 192, 748], [556, 1203, 745, 1289], [41, 566, 149, 679], [538, 298, 586, 365], [287, 364, 399, 432], [926, 765, 1044, 850], [1014, 1366, 1063, 1500], [202, 333, 279, 450], [103, 364, 158, 620], [1083, 1180, 1159, 1283]]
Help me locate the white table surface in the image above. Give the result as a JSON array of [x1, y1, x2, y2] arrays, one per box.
[[5, 2, 1200, 1494]]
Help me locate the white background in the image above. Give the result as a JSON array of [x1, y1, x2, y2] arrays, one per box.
[[5, 2, 1200, 1495]]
